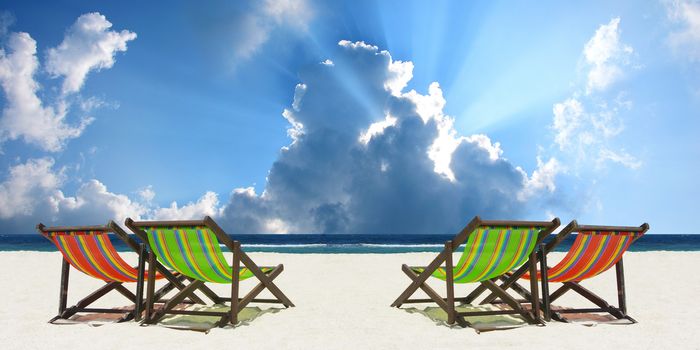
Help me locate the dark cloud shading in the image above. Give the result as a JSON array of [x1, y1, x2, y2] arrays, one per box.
[[219, 41, 552, 234]]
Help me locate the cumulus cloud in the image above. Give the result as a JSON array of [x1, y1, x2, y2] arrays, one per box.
[[0, 12, 134, 152], [583, 17, 633, 93], [233, 0, 314, 60], [518, 157, 562, 201], [0, 158, 148, 232], [216, 40, 559, 234], [46, 12, 136, 94], [152, 192, 222, 220], [549, 19, 641, 171], [0, 39, 561, 234], [664, 0, 700, 61], [0, 157, 226, 232], [0, 11, 14, 37], [137, 185, 156, 202], [0, 158, 64, 219], [0, 32, 92, 151]]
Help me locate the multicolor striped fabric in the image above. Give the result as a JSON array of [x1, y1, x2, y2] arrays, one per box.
[[523, 231, 639, 282], [413, 226, 542, 284], [47, 231, 161, 282], [145, 226, 271, 283]]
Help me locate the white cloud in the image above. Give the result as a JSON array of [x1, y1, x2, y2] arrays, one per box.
[[518, 157, 563, 201], [0, 157, 227, 231], [464, 134, 503, 162], [263, 0, 314, 30], [0, 39, 564, 234], [152, 191, 221, 220], [552, 98, 586, 150], [282, 84, 306, 147], [358, 114, 397, 144], [46, 12, 137, 95], [548, 18, 641, 171], [216, 40, 558, 234], [0, 158, 63, 219], [583, 17, 633, 93], [0, 11, 14, 37], [337, 40, 377, 51], [138, 185, 155, 202], [0, 158, 149, 231], [665, 0, 700, 61], [50, 179, 149, 222], [233, 0, 314, 60], [0, 12, 134, 152], [0, 155, 234, 234], [0, 32, 92, 152], [598, 148, 642, 169]]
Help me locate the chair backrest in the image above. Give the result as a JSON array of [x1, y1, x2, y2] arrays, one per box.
[[37, 222, 141, 282], [447, 218, 560, 283], [546, 222, 649, 283], [125, 217, 250, 283]]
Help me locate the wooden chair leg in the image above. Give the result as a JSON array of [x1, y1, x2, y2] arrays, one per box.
[[134, 243, 146, 321], [539, 245, 551, 322], [48, 259, 71, 323], [144, 250, 157, 323], [444, 241, 456, 325], [58, 259, 69, 315], [230, 242, 241, 325], [615, 258, 627, 315], [528, 249, 542, 324]]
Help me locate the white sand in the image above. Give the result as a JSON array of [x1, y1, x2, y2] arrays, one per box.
[[0, 251, 698, 349]]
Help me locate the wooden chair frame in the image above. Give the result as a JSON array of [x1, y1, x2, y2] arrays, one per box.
[[391, 216, 560, 328], [482, 220, 649, 323], [37, 221, 198, 323], [125, 216, 294, 327]]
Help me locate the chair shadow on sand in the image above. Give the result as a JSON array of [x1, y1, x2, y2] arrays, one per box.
[[403, 303, 634, 333], [54, 304, 283, 333]]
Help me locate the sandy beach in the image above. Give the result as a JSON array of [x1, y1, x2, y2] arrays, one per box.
[[0, 251, 698, 349]]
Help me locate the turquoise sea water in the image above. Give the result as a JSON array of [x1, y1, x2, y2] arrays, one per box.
[[2, 234, 699, 253]]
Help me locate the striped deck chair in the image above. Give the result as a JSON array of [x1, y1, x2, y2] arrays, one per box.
[[391, 216, 560, 328], [125, 216, 294, 327], [521, 220, 649, 323], [37, 221, 197, 323]]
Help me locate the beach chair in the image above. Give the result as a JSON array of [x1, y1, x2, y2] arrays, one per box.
[[521, 220, 649, 323], [125, 216, 294, 327], [391, 216, 560, 328], [37, 221, 199, 323]]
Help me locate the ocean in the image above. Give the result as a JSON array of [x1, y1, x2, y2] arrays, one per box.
[[2, 233, 699, 253]]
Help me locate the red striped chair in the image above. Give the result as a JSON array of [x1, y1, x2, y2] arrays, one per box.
[[524, 220, 649, 322], [37, 221, 201, 323]]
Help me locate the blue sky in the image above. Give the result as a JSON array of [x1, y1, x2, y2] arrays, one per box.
[[0, 0, 698, 234]]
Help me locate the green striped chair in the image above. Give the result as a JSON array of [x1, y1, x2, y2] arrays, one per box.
[[125, 216, 294, 327], [391, 216, 560, 328], [37, 221, 197, 323]]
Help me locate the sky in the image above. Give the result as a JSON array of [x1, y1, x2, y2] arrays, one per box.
[[0, 0, 698, 234]]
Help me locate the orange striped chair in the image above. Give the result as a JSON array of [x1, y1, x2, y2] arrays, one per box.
[[37, 221, 200, 323], [524, 220, 649, 322]]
